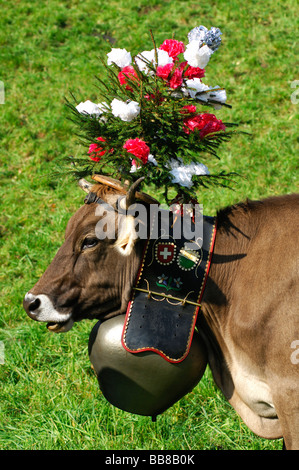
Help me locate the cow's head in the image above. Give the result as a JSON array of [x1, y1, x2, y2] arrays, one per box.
[[23, 177, 154, 332]]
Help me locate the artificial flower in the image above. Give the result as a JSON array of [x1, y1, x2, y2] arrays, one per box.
[[183, 112, 226, 137], [183, 114, 205, 134], [159, 39, 185, 58], [169, 67, 183, 89], [184, 42, 213, 68], [207, 86, 227, 109], [118, 65, 139, 91], [203, 27, 222, 51], [187, 26, 222, 51], [182, 63, 205, 79], [130, 159, 138, 173], [123, 138, 150, 164], [88, 137, 108, 162], [156, 63, 183, 89], [187, 25, 208, 44], [199, 119, 226, 139], [148, 154, 158, 166], [107, 48, 132, 68], [156, 63, 173, 81], [76, 100, 107, 117], [168, 158, 210, 188], [185, 77, 210, 99], [135, 49, 173, 74], [180, 105, 197, 114], [111, 98, 140, 122]]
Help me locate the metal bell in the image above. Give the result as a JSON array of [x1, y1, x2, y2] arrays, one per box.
[[88, 314, 207, 419]]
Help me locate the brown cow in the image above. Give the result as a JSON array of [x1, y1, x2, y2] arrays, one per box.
[[23, 181, 299, 449]]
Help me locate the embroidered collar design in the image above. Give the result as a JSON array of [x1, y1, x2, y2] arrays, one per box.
[[122, 209, 217, 363]]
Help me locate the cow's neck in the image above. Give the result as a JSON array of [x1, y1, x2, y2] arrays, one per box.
[[198, 203, 253, 389]]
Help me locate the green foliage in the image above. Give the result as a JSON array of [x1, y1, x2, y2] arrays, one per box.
[[0, 0, 297, 451]]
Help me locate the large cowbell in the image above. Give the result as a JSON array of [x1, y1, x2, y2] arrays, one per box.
[[88, 315, 208, 419], [88, 209, 216, 418]]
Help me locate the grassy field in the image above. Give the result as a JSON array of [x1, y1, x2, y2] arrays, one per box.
[[0, 0, 298, 451]]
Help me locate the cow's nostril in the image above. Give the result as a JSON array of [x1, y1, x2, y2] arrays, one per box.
[[29, 298, 41, 312]]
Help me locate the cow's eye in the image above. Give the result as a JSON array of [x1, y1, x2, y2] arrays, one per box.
[[81, 237, 98, 251]]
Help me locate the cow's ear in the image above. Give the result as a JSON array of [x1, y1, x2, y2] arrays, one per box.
[[114, 215, 137, 256]]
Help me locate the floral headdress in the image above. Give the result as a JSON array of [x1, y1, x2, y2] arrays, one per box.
[[67, 26, 238, 204]]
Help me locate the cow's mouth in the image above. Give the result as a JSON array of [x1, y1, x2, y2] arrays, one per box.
[[46, 318, 74, 333]]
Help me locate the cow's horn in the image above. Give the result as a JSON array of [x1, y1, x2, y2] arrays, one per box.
[[120, 177, 145, 210], [78, 178, 93, 193]]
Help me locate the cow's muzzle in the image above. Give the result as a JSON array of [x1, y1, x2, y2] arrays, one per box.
[[23, 292, 74, 333]]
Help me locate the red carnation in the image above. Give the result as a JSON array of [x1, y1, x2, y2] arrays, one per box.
[[168, 67, 183, 89], [199, 119, 226, 139], [118, 65, 139, 91], [156, 63, 183, 89], [156, 63, 173, 81], [178, 61, 205, 80], [123, 138, 150, 164], [183, 113, 225, 138], [184, 65, 205, 80], [183, 115, 204, 134], [159, 39, 185, 59], [88, 137, 108, 162], [180, 105, 197, 114]]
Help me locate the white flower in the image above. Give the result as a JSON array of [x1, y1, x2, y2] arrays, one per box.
[[130, 160, 138, 173], [188, 162, 210, 176], [135, 49, 173, 74], [187, 25, 208, 44], [76, 100, 109, 122], [148, 154, 158, 166], [185, 80, 227, 107], [207, 86, 227, 109], [185, 78, 209, 100], [168, 159, 209, 188], [107, 48, 132, 68], [187, 26, 222, 52], [111, 98, 140, 122], [76, 100, 102, 116], [183, 41, 213, 68], [169, 166, 193, 188]]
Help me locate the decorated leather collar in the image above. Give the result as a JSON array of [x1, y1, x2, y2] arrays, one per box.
[[122, 208, 217, 363]]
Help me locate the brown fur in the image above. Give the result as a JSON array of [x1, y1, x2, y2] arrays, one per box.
[[199, 194, 299, 448]]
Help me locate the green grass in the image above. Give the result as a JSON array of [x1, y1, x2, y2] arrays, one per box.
[[0, 0, 297, 450]]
